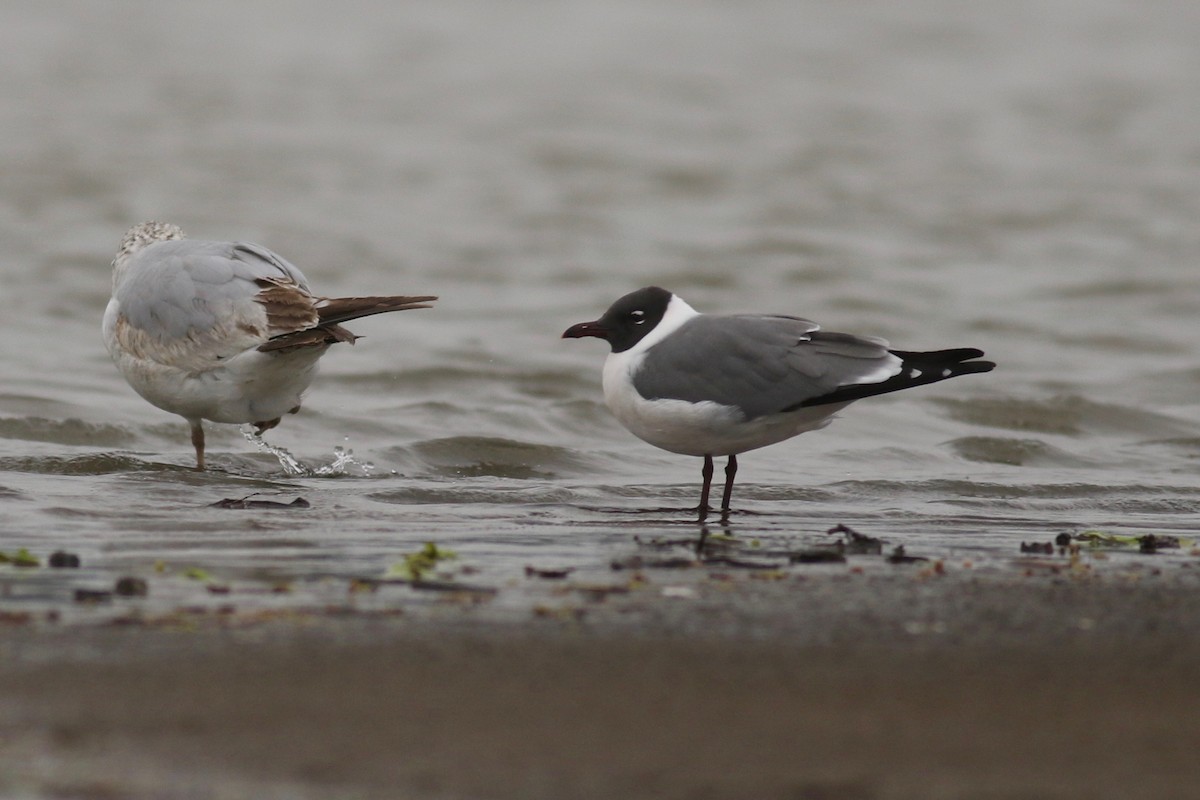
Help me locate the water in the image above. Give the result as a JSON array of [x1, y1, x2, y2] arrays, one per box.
[[3, 0, 1200, 621]]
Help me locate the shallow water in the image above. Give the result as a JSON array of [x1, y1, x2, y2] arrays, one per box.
[[3, 0, 1200, 620]]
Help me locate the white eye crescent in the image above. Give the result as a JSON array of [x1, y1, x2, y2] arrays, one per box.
[[631, 309, 646, 324]]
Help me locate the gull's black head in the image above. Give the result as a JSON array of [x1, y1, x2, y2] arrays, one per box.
[[562, 286, 674, 353]]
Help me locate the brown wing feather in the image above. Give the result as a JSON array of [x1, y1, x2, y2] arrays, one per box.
[[257, 324, 359, 353], [254, 277, 320, 336], [254, 286, 437, 354]]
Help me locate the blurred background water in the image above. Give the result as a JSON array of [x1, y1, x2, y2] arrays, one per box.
[[2, 0, 1200, 616]]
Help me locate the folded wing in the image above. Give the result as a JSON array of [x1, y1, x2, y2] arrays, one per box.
[[633, 314, 991, 420]]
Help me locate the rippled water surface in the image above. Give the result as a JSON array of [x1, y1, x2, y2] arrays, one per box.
[[3, 1, 1200, 618]]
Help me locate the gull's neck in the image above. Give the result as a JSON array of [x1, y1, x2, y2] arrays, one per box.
[[628, 293, 701, 356]]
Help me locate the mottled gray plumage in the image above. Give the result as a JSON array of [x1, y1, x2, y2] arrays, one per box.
[[115, 239, 310, 343], [632, 314, 893, 420]]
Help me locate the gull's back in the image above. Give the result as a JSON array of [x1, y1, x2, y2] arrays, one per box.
[[111, 239, 311, 345]]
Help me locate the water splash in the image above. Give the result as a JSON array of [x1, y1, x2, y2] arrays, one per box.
[[312, 443, 375, 477], [241, 427, 307, 475], [241, 428, 374, 477]]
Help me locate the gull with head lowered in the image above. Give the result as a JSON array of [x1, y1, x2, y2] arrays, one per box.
[[103, 221, 436, 469]]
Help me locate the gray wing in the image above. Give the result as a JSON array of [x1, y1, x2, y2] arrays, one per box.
[[109, 239, 317, 369], [115, 239, 311, 340], [633, 314, 898, 420]]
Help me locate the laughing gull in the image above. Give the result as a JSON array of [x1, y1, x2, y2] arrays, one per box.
[[103, 221, 436, 469], [563, 286, 995, 520]]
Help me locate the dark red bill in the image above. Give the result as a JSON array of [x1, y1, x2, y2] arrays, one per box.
[[562, 321, 609, 340]]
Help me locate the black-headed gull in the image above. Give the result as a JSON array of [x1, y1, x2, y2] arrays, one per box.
[[103, 221, 436, 469], [563, 286, 994, 520]]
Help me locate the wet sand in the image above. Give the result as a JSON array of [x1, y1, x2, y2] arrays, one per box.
[[3, 567, 1199, 800]]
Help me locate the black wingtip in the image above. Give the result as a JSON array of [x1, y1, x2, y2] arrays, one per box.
[[793, 347, 996, 409], [889, 348, 996, 377], [888, 347, 989, 364], [962, 359, 997, 374]]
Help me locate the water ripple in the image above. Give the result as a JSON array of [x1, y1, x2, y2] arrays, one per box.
[[947, 436, 1094, 467], [0, 416, 135, 447], [397, 436, 598, 479], [368, 484, 580, 506], [0, 453, 177, 476], [933, 395, 1197, 437]]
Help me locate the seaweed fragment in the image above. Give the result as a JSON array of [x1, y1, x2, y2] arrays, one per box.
[[387, 542, 458, 582], [887, 545, 929, 564], [0, 548, 39, 568], [114, 577, 149, 597], [210, 494, 311, 510], [74, 588, 113, 603], [1074, 530, 1187, 550], [611, 556, 696, 570], [525, 566, 576, 579], [789, 549, 847, 564], [1075, 531, 1141, 547], [48, 551, 81, 568], [1139, 534, 1180, 554], [826, 523, 884, 555]]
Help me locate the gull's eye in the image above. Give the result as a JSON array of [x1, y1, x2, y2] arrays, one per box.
[[631, 309, 646, 325]]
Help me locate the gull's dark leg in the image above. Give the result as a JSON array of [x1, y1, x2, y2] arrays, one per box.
[[190, 420, 206, 470], [697, 454, 714, 522], [720, 454, 738, 516]]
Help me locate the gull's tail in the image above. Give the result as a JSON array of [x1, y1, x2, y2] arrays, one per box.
[[315, 295, 438, 327], [259, 294, 437, 353]]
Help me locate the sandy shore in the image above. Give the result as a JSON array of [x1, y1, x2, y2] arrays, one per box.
[[2, 562, 1200, 799]]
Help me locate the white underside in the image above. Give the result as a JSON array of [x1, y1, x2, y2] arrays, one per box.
[[103, 303, 325, 425], [110, 347, 324, 425], [603, 356, 847, 456]]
